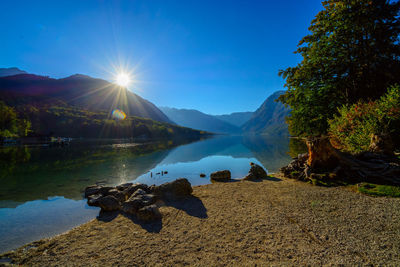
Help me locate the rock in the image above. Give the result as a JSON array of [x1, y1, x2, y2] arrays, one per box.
[[106, 188, 126, 202], [116, 183, 133, 191], [130, 188, 147, 198], [84, 185, 115, 198], [136, 204, 162, 221], [84, 185, 102, 198], [122, 194, 157, 214], [243, 163, 268, 181], [122, 184, 150, 199], [98, 195, 121, 211], [210, 170, 231, 182], [87, 194, 103, 207], [152, 178, 193, 199], [200, 173, 206, 177]]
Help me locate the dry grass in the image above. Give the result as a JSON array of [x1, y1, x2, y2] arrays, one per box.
[[2, 174, 400, 266]]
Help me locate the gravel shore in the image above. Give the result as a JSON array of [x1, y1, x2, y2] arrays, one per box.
[[2, 174, 400, 266]]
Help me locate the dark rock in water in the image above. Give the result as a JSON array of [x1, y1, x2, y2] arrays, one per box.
[[210, 170, 231, 182], [116, 183, 133, 191], [84, 178, 194, 221], [200, 173, 206, 178], [106, 188, 126, 202], [84, 185, 114, 197], [84, 185, 102, 198], [137, 204, 162, 221], [243, 163, 268, 181], [98, 195, 121, 211], [87, 194, 103, 207], [152, 178, 193, 199], [122, 184, 150, 199]]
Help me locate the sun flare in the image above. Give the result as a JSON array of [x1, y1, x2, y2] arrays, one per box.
[[115, 72, 131, 87]]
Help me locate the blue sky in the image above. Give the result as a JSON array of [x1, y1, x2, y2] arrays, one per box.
[[1, 0, 322, 114]]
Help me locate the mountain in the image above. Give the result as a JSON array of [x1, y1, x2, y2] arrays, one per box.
[[0, 67, 27, 77], [214, 111, 253, 127], [0, 73, 172, 124], [241, 91, 290, 136], [160, 107, 241, 134]]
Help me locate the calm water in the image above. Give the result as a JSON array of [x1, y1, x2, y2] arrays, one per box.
[[0, 135, 292, 253]]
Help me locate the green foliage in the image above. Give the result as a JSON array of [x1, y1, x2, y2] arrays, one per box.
[[12, 104, 207, 139], [278, 0, 400, 137], [357, 183, 400, 197], [329, 86, 400, 153], [287, 138, 308, 158], [0, 101, 31, 138]]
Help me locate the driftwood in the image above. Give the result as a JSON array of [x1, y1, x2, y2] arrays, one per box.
[[281, 136, 400, 186]]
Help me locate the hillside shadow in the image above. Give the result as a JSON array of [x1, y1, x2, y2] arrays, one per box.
[[96, 195, 207, 233]]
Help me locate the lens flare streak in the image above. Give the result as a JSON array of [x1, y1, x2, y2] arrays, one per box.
[[111, 109, 126, 120]]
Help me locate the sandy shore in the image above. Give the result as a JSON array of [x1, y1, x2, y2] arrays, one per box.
[[2, 174, 400, 266]]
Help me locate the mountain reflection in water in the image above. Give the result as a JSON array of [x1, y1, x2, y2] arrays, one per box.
[[0, 135, 293, 253]]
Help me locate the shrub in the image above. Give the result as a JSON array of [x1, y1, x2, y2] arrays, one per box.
[[328, 85, 400, 153]]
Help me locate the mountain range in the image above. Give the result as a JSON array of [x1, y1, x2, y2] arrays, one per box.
[[161, 91, 290, 136], [0, 68, 207, 139], [242, 90, 289, 135], [160, 107, 242, 134], [214, 112, 253, 127], [0, 68, 290, 137], [0, 67, 27, 78], [0, 72, 172, 124]]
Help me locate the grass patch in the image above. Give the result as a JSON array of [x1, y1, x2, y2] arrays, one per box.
[[357, 183, 400, 197]]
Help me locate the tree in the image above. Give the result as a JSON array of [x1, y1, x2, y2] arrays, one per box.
[[278, 0, 400, 137], [0, 101, 31, 138]]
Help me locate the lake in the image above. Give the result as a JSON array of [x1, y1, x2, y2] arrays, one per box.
[[0, 135, 293, 253]]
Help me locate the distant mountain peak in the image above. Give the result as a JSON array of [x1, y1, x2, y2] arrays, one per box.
[[160, 106, 240, 134], [214, 111, 254, 127], [242, 90, 289, 136], [0, 67, 27, 78], [63, 74, 93, 80]]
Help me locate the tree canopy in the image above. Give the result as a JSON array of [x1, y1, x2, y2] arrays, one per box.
[[0, 101, 31, 138], [278, 0, 400, 137]]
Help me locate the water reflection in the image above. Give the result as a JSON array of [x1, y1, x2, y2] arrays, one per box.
[[0, 135, 293, 253], [0, 138, 199, 207]]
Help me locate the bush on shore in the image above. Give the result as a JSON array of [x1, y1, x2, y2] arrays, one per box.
[[329, 86, 400, 153]]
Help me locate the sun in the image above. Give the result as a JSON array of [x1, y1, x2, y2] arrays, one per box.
[[115, 72, 131, 87]]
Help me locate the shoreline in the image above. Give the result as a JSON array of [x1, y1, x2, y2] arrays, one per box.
[[2, 173, 400, 266]]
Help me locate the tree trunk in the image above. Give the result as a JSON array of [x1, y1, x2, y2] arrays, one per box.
[[306, 137, 340, 169]]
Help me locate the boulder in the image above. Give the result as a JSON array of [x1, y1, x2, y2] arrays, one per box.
[[243, 163, 268, 181], [116, 183, 133, 191], [98, 195, 121, 211], [136, 204, 162, 221], [122, 184, 150, 199], [210, 170, 231, 182], [106, 188, 126, 202], [122, 194, 157, 214], [152, 178, 193, 199], [87, 194, 103, 207], [84, 185, 102, 198], [130, 188, 147, 198], [84, 185, 114, 198]]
